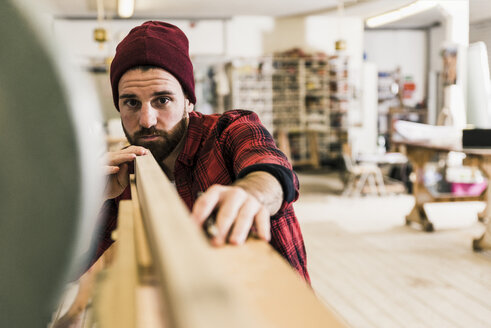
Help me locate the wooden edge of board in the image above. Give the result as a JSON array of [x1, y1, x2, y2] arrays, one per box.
[[213, 239, 347, 328], [134, 154, 345, 328], [134, 155, 256, 328], [129, 175, 153, 276], [93, 200, 137, 328]]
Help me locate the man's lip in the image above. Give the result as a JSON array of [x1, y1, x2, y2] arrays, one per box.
[[140, 135, 160, 140]]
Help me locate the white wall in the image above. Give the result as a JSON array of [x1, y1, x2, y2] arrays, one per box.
[[427, 24, 445, 124], [470, 19, 491, 74], [225, 16, 275, 57], [364, 30, 427, 107], [436, 0, 469, 46], [428, 24, 445, 72], [263, 15, 364, 62], [262, 16, 307, 53], [305, 16, 364, 63], [52, 19, 227, 65], [355, 62, 379, 155]]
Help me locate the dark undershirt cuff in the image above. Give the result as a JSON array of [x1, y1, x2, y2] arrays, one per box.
[[237, 163, 295, 203]]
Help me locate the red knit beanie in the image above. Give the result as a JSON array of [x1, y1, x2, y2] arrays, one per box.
[[110, 21, 196, 110]]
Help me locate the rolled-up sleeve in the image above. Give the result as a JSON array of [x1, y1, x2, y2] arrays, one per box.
[[218, 110, 299, 211]]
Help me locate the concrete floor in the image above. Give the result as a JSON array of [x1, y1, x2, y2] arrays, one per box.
[[295, 170, 491, 328]]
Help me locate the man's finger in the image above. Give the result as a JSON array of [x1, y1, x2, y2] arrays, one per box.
[[119, 145, 148, 155], [254, 207, 271, 242], [212, 188, 248, 246], [191, 185, 222, 225], [105, 166, 120, 175], [228, 200, 258, 245], [107, 153, 137, 167], [116, 163, 129, 190]]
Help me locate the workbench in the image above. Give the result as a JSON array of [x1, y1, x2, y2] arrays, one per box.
[[395, 140, 491, 251]]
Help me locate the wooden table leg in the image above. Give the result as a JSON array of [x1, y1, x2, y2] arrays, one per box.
[[404, 146, 436, 232], [405, 205, 434, 232], [474, 157, 491, 251], [307, 131, 320, 169], [476, 158, 491, 221], [473, 223, 491, 251], [277, 130, 291, 162]]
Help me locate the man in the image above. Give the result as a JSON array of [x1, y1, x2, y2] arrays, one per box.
[[97, 21, 309, 282]]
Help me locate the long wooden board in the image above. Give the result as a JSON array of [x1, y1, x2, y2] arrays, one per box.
[[134, 154, 345, 327], [134, 155, 254, 328], [214, 240, 346, 327], [95, 200, 137, 328], [129, 175, 153, 275]]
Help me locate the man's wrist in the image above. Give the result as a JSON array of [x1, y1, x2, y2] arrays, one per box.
[[233, 171, 283, 215], [236, 163, 296, 203]]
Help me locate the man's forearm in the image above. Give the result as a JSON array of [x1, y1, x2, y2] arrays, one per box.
[[233, 171, 283, 216]]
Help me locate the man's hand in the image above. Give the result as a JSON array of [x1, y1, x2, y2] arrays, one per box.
[[104, 146, 148, 200], [190, 171, 283, 246]]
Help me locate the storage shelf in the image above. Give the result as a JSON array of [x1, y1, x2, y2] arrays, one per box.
[[231, 54, 355, 165]]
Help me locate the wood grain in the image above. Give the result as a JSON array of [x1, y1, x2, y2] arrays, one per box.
[[95, 200, 137, 328], [134, 154, 344, 327], [134, 155, 254, 328], [129, 175, 153, 275]]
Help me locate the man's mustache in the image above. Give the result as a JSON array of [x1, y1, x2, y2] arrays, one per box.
[[133, 127, 168, 139]]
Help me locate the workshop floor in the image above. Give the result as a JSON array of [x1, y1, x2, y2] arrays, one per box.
[[296, 170, 491, 328]]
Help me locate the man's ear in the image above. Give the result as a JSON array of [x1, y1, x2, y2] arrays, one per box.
[[185, 98, 194, 113]]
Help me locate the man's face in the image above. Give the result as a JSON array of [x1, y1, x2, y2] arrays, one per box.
[[118, 68, 194, 161]]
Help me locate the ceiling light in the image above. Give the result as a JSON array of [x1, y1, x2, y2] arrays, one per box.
[[366, 0, 437, 28], [118, 0, 135, 18]]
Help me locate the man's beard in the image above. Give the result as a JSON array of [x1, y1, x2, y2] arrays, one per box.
[[123, 115, 188, 163]]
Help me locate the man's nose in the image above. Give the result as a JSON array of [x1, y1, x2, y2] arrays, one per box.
[[139, 103, 157, 128]]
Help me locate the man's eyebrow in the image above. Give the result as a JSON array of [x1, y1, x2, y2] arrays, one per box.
[[119, 91, 175, 99], [119, 93, 136, 99], [153, 91, 175, 97]]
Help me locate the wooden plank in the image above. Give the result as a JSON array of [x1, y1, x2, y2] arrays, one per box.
[[95, 200, 137, 328], [134, 155, 255, 328], [134, 154, 344, 327], [129, 175, 153, 275], [137, 285, 168, 328], [213, 240, 346, 328]]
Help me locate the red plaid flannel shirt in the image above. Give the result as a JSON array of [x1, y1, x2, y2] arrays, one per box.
[[94, 110, 310, 282]]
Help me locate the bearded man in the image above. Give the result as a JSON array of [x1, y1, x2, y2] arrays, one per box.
[[96, 21, 309, 282]]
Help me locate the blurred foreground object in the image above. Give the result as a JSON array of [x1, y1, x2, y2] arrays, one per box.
[[0, 0, 104, 326]]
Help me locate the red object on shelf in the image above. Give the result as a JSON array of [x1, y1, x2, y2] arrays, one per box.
[[402, 80, 416, 99]]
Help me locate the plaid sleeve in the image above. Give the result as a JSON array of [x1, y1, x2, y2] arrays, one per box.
[[218, 110, 299, 209]]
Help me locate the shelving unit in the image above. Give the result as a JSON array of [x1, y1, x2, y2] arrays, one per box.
[[272, 56, 329, 166], [272, 58, 306, 132], [230, 53, 353, 167], [230, 58, 274, 132], [327, 53, 350, 159]]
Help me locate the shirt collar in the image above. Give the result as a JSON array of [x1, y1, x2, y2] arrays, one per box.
[[177, 111, 204, 166]]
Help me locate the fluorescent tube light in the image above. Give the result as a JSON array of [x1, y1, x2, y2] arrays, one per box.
[[118, 0, 135, 18], [366, 0, 437, 28]]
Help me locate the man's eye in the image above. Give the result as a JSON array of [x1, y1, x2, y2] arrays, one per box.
[[157, 97, 169, 105], [124, 99, 139, 107]]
